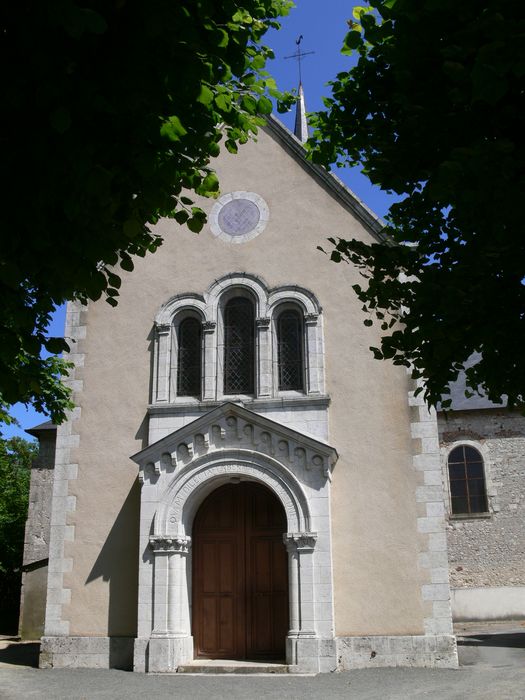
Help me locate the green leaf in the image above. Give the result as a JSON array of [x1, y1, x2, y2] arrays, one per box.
[[120, 255, 134, 272], [341, 31, 362, 55], [196, 171, 220, 196], [215, 93, 232, 112], [251, 54, 266, 70], [174, 210, 189, 225], [187, 216, 204, 233], [257, 96, 272, 114], [44, 337, 69, 354], [241, 94, 258, 114], [160, 115, 188, 141], [197, 85, 214, 105]]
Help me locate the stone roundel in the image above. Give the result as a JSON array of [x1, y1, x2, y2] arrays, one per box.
[[209, 191, 269, 244]]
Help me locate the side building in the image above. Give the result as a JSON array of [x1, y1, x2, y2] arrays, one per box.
[[438, 379, 525, 622]]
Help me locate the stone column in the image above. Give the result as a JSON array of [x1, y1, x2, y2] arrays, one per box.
[[283, 532, 318, 672], [256, 317, 272, 397], [167, 537, 192, 636], [149, 535, 193, 672], [154, 322, 171, 403], [150, 540, 170, 636], [202, 321, 217, 400], [284, 532, 317, 636], [304, 314, 322, 394], [150, 536, 192, 635]]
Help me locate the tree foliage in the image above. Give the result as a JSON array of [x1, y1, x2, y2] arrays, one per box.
[[1, 0, 293, 424], [310, 0, 525, 407], [0, 436, 36, 632]]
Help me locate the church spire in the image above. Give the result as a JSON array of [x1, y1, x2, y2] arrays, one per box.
[[294, 81, 309, 144], [284, 36, 314, 145]]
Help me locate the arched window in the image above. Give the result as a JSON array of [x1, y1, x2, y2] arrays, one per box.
[[177, 317, 202, 397], [277, 309, 304, 391], [448, 445, 488, 515], [223, 297, 255, 394]]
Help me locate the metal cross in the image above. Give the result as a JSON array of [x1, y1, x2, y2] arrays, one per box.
[[284, 35, 315, 84]]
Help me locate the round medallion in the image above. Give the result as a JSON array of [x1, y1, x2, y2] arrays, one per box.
[[210, 191, 269, 244]]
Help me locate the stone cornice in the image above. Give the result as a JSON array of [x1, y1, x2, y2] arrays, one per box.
[[147, 395, 330, 416]]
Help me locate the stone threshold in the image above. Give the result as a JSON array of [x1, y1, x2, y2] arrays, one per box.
[[176, 659, 289, 674]]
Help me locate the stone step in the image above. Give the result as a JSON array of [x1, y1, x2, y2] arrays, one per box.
[[177, 659, 289, 674]]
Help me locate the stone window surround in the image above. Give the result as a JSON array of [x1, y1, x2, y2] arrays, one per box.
[[152, 273, 325, 405], [441, 439, 497, 519]]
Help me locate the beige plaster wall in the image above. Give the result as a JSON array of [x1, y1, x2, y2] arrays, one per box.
[[63, 125, 424, 636]]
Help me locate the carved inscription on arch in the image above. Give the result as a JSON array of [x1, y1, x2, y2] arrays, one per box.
[[158, 461, 304, 535]]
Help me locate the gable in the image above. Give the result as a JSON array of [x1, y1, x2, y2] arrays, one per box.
[[131, 401, 338, 484], [264, 116, 386, 243]]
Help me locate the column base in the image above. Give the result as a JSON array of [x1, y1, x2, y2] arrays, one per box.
[[134, 635, 193, 673], [286, 635, 337, 673]]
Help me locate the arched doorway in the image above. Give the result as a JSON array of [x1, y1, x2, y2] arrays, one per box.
[[192, 481, 289, 660]]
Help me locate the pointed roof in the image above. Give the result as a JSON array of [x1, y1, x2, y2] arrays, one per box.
[[294, 82, 309, 144], [26, 420, 56, 437]]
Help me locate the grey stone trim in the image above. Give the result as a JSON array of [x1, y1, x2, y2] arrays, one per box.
[[44, 301, 86, 637], [40, 636, 134, 670], [148, 394, 330, 416], [336, 635, 458, 669], [409, 382, 457, 648]]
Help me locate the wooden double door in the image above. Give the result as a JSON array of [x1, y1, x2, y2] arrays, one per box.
[[192, 482, 289, 660]]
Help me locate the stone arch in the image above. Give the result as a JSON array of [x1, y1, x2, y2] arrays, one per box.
[[155, 293, 208, 326], [268, 285, 321, 317], [205, 272, 269, 319], [154, 450, 312, 538]]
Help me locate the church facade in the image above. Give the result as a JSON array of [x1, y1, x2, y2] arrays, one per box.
[[24, 115, 467, 672]]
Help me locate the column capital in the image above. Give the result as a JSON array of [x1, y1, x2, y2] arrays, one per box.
[[149, 535, 191, 554], [304, 313, 319, 326], [256, 317, 271, 329], [155, 322, 171, 334], [202, 320, 216, 333], [283, 532, 317, 552]]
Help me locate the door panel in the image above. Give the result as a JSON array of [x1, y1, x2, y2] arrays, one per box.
[[193, 482, 288, 660]]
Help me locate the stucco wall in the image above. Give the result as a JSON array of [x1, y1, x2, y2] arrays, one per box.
[[52, 124, 429, 639], [439, 409, 525, 589]]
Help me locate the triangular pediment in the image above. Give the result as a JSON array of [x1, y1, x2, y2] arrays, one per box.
[[131, 402, 338, 483]]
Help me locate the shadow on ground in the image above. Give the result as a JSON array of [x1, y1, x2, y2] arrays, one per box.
[[0, 640, 40, 668], [457, 632, 525, 649]]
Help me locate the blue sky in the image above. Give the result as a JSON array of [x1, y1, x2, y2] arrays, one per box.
[[3, 2, 397, 441]]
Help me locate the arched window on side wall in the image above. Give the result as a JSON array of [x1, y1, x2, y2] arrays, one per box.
[[224, 296, 255, 394], [177, 317, 202, 397], [277, 309, 304, 391], [448, 445, 488, 515]]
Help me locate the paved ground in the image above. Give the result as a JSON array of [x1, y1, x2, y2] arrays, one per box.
[[1, 623, 524, 700]]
